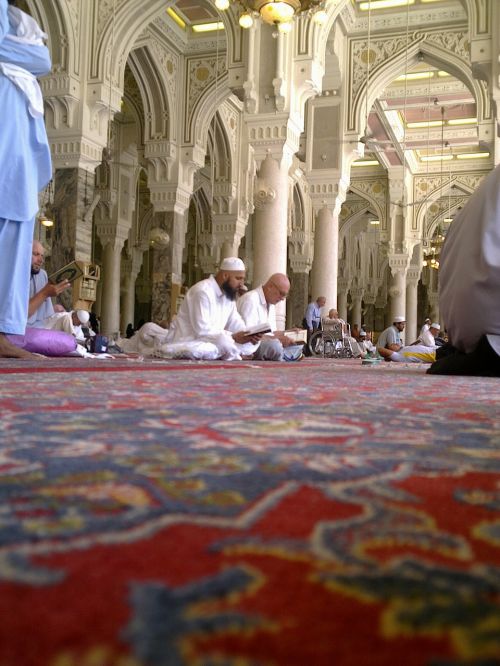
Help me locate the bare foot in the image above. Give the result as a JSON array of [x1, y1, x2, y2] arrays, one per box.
[[0, 333, 39, 359]]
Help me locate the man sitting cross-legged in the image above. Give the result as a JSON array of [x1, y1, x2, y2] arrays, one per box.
[[167, 257, 263, 360], [237, 273, 301, 361]]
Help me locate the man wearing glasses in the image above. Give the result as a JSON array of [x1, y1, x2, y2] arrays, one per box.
[[237, 273, 298, 361]]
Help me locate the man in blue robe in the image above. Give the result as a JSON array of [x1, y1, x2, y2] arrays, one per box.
[[0, 0, 52, 358]]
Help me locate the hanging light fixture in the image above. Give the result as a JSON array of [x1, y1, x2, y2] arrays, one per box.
[[38, 180, 55, 229], [217, 0, 327, 31], [149, 227, 170, 248]]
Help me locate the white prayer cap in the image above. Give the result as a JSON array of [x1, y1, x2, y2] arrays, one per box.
[[76, 310, 90, 325], [430, 322, 440, 330], [393, 316, 406, 323], [220, 257, 245, 271], [359, 329, 366, 336]]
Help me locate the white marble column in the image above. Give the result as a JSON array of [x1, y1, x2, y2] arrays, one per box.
[[337, 289, 348, 323], [405, 271, 420, 344], [350, 288, 363, 328], [310, 205, 339, 310], [100, 239, 125, 337], [252, 153, 290, 329], [388, 269, 407, 341], [253, 153, 288, 284]]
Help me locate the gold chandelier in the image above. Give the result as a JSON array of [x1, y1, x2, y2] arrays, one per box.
[[215, 0, 327, 31]]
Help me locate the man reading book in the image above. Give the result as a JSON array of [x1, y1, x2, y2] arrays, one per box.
[[237, 273, 301, 361], [167, 257, 263, 360], [28, 240, 71, 328]]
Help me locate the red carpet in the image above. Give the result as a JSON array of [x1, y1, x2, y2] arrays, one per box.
[[0, 357, 499, 665]]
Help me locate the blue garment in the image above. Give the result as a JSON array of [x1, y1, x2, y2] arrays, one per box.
[[0, 1, 52, 221], [304, 301, 322, 330], [28, 268, 54, 327], [0, 1, 52, 335], [0, 216, 35, 334]]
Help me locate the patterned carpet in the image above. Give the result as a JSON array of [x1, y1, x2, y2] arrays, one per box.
[[0, 356, 499, 666]]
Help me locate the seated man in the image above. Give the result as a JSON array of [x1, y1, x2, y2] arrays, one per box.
[[322, 308, 346, 332], [322, 309, 362, 357], [28, 240, 70, 327], [168, 257, 262, 360], [376, 316, 406, 356], [418, 322, 440, 347], [358, 329, 377, 356], [44, 309, 90, 343], [237, 273, 301, 361], [428, 163, 500, 376]]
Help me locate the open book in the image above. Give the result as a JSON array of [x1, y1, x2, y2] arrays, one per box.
[[284, 329, 307, 344], [48, 260, 84, 285], [243, 322, 272, 336]]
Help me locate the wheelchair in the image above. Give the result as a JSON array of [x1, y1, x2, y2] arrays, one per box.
[[308, 321, 354, 358]]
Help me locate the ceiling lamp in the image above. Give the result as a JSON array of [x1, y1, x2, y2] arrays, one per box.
[[149, 227, 170, 248], [39, 215, 54, 228], [218, 0, 326, 29]]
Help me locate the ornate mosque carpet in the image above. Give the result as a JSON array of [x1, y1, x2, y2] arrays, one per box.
[[0, 357, 499, 666]]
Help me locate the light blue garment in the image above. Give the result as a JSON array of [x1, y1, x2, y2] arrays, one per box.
[[0, 1, 52, 335], [304, 301, 322, 329], [0, 216, 35, 334], [0, 0, 52, 221], [28, 268, 54, 327]]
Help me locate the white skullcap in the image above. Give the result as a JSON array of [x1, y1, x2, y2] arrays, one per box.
[[76, 310, 90, 325], [430, 322, 440, 330], [393, 316, 406, 323], [220, 257, 245, 271], [359, 329, 366, 336]]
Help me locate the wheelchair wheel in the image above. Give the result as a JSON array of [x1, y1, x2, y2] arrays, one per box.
[[308, 330, 325, 356], [309, 331, 337, 358]]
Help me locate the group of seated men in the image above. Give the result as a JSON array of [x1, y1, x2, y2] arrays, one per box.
[[133, 257, 304, 362], [10, 156, 500, 375]]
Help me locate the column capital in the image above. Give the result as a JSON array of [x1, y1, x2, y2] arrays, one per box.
[[387, 253, 411, 277]]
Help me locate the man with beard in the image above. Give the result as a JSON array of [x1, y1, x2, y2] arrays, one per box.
[[168, 257, 263, 360], [28, 240, 70, 327]]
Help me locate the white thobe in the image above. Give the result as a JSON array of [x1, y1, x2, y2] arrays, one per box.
[[419, 329, 436, 348], [439, 164, 500, 355], [237, 285, 278, 356], [169, 275, 247, 360]]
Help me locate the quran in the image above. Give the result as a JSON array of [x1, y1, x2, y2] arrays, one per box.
[[243, 322, 272, 336], [48, 261, 84, 284]]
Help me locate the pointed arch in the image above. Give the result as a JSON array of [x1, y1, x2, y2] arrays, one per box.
[[128, 46, 172, 142]]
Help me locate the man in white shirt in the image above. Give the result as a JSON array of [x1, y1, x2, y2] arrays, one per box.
[[419, 322, 440, 348], [428, 163, 500, 376], [237, 273, 297, 361], [168, 257, 262, 360], [44, 309, 90, 342]]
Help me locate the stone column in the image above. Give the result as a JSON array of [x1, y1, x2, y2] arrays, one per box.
[[310, 205, 339, 310], [120, 247, 144, 332], [100, 236, 126, 337], [405, 269, 420, 344], [337, 279, 349, 322], [252, 152, 291, 329], [253, 152, 289, 284], [388, 270, 406, 320], [349, 288, 363, 328]]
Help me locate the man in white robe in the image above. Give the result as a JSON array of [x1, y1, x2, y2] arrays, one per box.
[[428, 164, 500, 376], [237, 273, 299, 361], [168, 257, 263, 360]]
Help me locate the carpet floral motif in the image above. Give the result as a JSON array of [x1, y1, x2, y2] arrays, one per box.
[[0, 360, 499, 665]]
